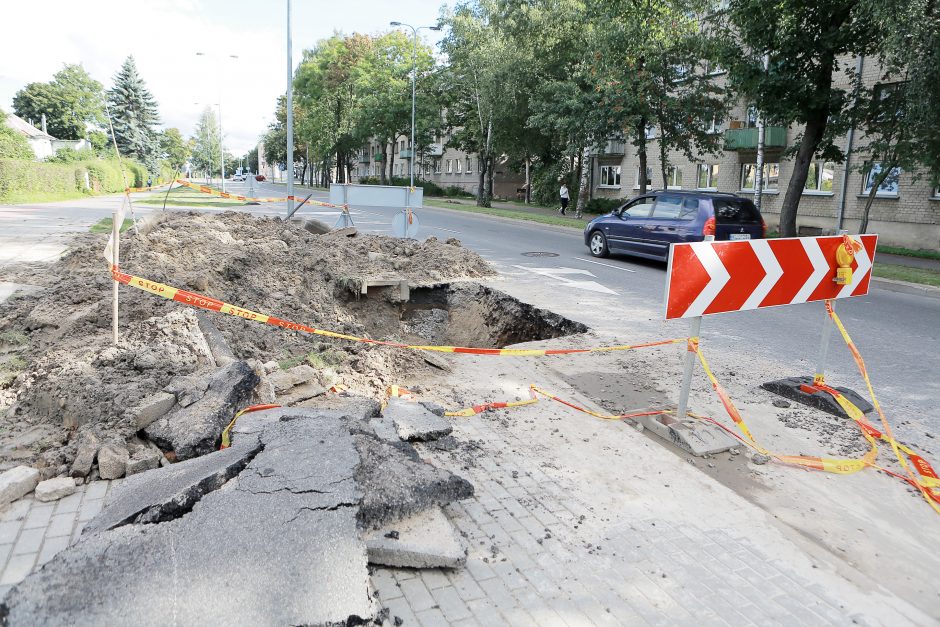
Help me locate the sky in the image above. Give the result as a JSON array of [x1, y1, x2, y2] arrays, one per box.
[[0, 0, 450, 155]]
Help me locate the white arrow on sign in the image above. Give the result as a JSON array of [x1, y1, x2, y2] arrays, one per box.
[[513, 266, 618, 295]]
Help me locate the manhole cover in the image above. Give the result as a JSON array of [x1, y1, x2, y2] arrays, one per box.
[[521, 252, 559, 257]]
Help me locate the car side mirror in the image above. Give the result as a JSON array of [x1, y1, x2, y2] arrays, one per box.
[[618, 211, 629, 219]]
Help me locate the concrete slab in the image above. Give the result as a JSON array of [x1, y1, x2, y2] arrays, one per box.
[[0, 467, 39, 505], [762, 376, 874, 418], [365, 507, 467, 569], [640, 414, 739, 457], [385, 398, 453, 442]]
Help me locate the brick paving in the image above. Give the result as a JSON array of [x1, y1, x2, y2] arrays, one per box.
[[372, 411, 861, 627], [0, 479, 117, 598]]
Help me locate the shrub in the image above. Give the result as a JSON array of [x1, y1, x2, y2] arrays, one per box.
[[584, 197, 623, 215], [356, 176, 455, 197], [0, 159, 81, 201], [48, 147, 96, 163], [0, 125, 33, 160]]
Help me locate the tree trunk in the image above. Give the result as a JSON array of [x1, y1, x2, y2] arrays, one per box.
[[575, 147, 590, 218], [485, 156, 494, 201], [389, 148, 396, 184], [859, 165, 894, 234], [778, 114, 827, 236], [477, 156, 487, 206], [637, 118, 648, 195], [524, 156, 531, 203], [659, 134, 669, 190]]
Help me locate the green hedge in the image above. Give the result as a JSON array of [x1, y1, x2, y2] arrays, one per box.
[[356, 176, 474, 198], [0, 157, 156, 202]]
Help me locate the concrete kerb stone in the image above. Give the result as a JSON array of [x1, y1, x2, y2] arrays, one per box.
[[96, 444, 128, 480], [126, 392, 177, 430], [385, 398, 453, 442], [34, 477, 77, 503], [365, 506, 467, 569], [0, 467, 40, 505]]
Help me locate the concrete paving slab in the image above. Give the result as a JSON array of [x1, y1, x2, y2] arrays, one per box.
[[366, 507, 467, 568], [386, 398, 453, 442]]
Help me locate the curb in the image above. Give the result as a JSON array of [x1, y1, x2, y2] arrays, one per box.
[[422, 201, 587, 236], [871, 277, 940, 300]]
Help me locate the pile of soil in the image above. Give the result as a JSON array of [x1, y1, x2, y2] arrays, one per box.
[[0, 211, 495, 475]]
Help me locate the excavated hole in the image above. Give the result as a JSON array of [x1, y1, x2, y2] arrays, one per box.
[[340, 282, 587, 347]]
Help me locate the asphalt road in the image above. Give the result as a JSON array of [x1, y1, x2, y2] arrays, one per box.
[[2, 180, 937, 451]]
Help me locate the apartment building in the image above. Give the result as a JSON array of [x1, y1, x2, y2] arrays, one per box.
[[352, 135, 524, 199], [590, 58, 940, 249]]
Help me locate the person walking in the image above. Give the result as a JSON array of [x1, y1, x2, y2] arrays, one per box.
[[559, 182, 569, 215]]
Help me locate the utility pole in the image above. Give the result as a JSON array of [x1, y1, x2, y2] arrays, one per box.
[[286, 0, 294, 216]]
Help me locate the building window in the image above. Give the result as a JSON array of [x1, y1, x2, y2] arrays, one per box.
[[635, 166, 652, 188], [706, 117, 722, 134], [933, 185, 940, 198], [745, 105, 759, 128], [805, 161, 835, 193], [424, 163, 431, 175], [446, 159, 453, 174], [456, 159, 462, 174], [465, 157, 472, 174], [741, 163, 779, 191], [667, 166, 682, 189], [599, 165, 621, 188], [645, 125, 657, 139], [434, 159, 442, 174], [697, 164, 719, 189], [862, 162, 900, 196]]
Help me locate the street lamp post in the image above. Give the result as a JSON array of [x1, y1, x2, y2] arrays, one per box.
[[389, 21, 440, 188], [196, 52, 238, 192], [286, 0, 294, 216]]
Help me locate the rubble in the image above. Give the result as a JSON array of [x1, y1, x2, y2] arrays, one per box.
[[143, 361, 259, 460], [7, 403, 474, 625], [96, 443, 128, 480]]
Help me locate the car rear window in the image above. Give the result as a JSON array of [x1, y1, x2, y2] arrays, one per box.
[[713, 198, 761, 224]]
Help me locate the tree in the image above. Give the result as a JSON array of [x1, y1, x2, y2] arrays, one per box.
[[159, 127, 190, 171], [107, 56, 160, 170], [441, 0, 517, 207], [12, 64, 105, 140], [190, 107, 221, 178], [0, 108, 34, 160], [718, 0, 882, 236]]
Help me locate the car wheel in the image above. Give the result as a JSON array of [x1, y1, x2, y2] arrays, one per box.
[[589, 231, 609, 258]]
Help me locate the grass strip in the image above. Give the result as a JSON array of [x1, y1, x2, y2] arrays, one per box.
[[89, 217, 135, 233], [872, 264, 940, 287], [134, 187, 249, 208], [424, 199, 587, 229], [877, 245, 940, 260]]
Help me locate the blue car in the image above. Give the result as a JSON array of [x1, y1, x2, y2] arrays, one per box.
[[584, 190, 767, 261]]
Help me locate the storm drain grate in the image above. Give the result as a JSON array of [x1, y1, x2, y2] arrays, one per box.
[[521, 252, 559, 257]]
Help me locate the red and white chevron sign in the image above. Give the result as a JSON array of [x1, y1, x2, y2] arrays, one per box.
[[664, 235, 878, 320]]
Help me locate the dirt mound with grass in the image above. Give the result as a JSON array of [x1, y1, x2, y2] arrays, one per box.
[[0, 211, 496, 476]]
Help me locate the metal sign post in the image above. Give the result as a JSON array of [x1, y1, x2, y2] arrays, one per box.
[[675, 234, 711, 419]]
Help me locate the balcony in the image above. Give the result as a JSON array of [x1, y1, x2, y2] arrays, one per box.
[[724, 126, 787, 150], [602, 139, 625, 155], [399, 149, 413, 159], [427, 144, 444, 156], [358, 153, 370, 163]]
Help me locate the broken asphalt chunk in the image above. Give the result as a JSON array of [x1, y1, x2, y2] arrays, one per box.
[[385, 397, 453, 442]]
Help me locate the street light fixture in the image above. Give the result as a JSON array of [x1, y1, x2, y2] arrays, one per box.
[[389, 21, 441, 188], [195, 52, 239, 192]]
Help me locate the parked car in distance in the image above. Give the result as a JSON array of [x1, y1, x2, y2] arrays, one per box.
[[584, 190, 766, 261], [232, 173, 246, 181]]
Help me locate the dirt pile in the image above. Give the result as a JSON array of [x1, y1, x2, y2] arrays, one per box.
[[0, 211, 496, 476]]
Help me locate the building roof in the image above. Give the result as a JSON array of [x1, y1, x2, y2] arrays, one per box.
[[4, 113, 54, 139]]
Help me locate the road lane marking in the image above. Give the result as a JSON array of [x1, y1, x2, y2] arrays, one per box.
[[427, 226, 461, 234], [573, 257, 637, 273], [512, 265, 618, 295]]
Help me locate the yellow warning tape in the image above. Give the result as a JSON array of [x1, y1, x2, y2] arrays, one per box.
[[111, 267, 688, 357]]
